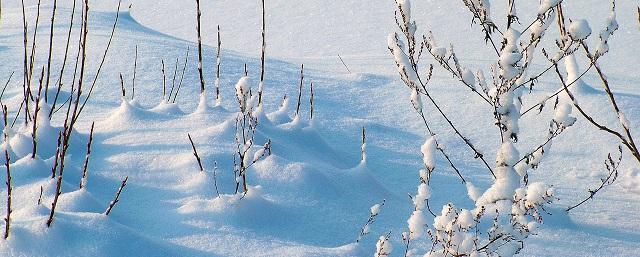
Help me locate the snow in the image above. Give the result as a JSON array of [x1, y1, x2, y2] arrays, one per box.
[[420, 137, 436, 171], [568, 19, 592, 40], [374, 235, 392, 257], [406, 210, 427, 239], [0, 0, 639, 256]]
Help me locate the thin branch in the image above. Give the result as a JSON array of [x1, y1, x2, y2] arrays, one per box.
[[79, 122, 95, 189], [295, 64, 304, 116], [187, 133, 204, 172], [195, 0, 205, 93], [105, 176, 128, 216]]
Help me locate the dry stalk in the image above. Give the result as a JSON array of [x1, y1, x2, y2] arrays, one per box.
[[105, 176, 128, 216]]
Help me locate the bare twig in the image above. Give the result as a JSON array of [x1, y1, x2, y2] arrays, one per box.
[[187, 134, 204, 172], [356, 199, 385, 243], [213, 161, 220, 197], [295, 64, 304, 116], [161, 59, 166, 100], [170, 57, 179, 101], [119, 73, 125, 97], [132, 45, 137, 100], [50, 0, 77, 118], [44, 0, 58, 102], [309, 82, 314, 120], [258, 0, 266, 105], [31, 68, 45, 159], [215, 25, 221, 105], [0, 71, 14, 102], [173, 47, 190, 103], [37, 185, 43, 205], [75, 0, 122, 122], [195, 0, 205, 93], [338, 54, 352, 74], [79, 122, 95, 189], [3, 146, 10, 240], [105, 176, 128, 216], [567, 146, 622, 211]]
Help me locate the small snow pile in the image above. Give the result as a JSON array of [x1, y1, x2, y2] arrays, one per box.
[[538, 0, 561, 15], [596, 4, 619, 56], [267, 95, 292, 125], [150, 100, 184, 116], [235, 76, 252, 113], [476, 142, 520, 206], [177, 186, 272, 215], [420, 137, 436, 171], [553, 102, 577, 127], [530, 7, 555, 40], [426, 32, 446, 59], [195, 92, 209, 113], [374, 234, 392, 257], [619, 112, 631, 130], [465, 182, 481, 202], [431, 204, 477, 256], [562, 54, 590, 95], [568, 19, 592, 40], [461, 68, 475, 87], [410, 87, 422, 112], [388, 33, 418, 85], [498, 29, 523, 80], [621, 168, 640, 194]]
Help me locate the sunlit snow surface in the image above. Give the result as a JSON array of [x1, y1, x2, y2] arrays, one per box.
[[0, 0, 639, 256]]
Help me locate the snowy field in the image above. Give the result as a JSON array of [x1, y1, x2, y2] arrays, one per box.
[[0, 0, 639, 256]]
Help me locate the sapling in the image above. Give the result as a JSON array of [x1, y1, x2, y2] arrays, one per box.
[[384, 1, 574, 255], [232, 76, 271, 194]]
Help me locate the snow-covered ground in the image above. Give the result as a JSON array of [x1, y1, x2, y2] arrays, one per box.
[[0, 0, 639, 256]]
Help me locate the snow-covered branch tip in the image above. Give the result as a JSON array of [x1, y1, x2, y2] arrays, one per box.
[[356, 199, 385, 243]]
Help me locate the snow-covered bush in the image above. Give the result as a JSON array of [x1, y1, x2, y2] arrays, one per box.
[[384, 0, 640, 256], [232, 76, 271, 194]]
